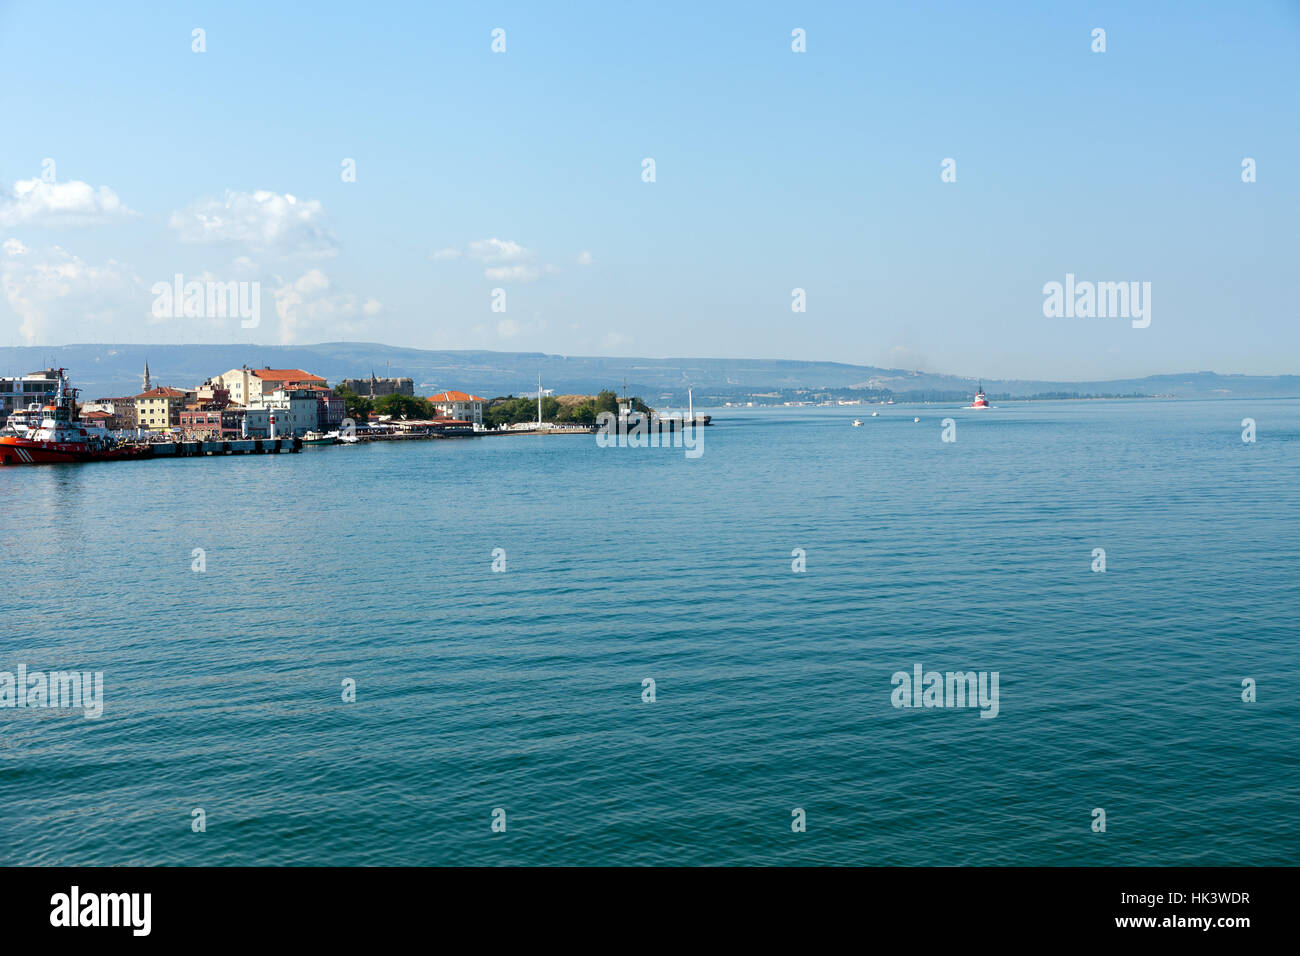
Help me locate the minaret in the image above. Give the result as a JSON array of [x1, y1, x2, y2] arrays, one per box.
[[142, 359, 151, 392]]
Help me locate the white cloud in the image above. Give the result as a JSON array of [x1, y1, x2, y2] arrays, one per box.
[[0, 178, 133, 227], [467, 238, 529, 262], [272, 268, 382, 345], [436, 238, 559, 282], [576, 250, 593, 266], [170, 189, 337, 257], [1, 243, 145, 344]]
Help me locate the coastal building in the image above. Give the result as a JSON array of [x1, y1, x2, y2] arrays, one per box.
[[135, 387, 191, 431], [211, 367, 327, 408], [177, 407, 248, 438], [79, 403, 131, 431], [239, 407, 268, 437], [0, 369, 59, 417], [340, 374, 414, 401], [262, 387, 320, 436], [428, 390, 485, 427], [87, 398, 137, 430], [79, 410, 114, 432], [195, 382, 232, 408], [179, 408, 225, 438], [313, 389, 346, 430]]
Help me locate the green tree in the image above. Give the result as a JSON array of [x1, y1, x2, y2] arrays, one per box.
[[333, 385, 373, 423], [557, 399, 598, 425], [375, 393, 434, 419], [483, 394, 565, 427], [594, 389, 618, 416]]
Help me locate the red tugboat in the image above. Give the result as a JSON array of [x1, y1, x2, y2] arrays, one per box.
[[0, 369, 149, 464], [967, 383, 991, 409]]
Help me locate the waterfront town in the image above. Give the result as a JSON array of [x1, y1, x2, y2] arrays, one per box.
[[0, 363, 702, 451], [0, 363, 492, 441]]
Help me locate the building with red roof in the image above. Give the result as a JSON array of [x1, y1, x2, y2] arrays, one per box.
[[427, 390, 485, 426], [210, 367, 329, 408]]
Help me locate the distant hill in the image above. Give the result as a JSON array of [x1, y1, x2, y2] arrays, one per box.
[[1, 343, 1297, 403]]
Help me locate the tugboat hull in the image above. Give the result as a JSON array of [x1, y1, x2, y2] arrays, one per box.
[[0, 437, 150, 465]]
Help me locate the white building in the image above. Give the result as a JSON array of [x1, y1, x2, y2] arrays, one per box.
[[0, 369, 59, 417], [427, 390, 485, 426], [211, 367, 327, 408], [262, 388, 320, 436]]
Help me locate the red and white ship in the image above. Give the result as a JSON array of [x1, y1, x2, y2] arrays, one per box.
[[0, 369, 148, 465], [967, 383, 991, 409]]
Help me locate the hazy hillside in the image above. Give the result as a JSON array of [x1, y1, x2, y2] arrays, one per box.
[[2, 343, 1297, 403]]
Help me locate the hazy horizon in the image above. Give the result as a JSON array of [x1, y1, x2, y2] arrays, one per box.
[[6, 341, 1300, 405], [4, 339, 1299, 385]]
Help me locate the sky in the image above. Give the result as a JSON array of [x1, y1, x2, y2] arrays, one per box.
[[0, 0, 1296, 380]]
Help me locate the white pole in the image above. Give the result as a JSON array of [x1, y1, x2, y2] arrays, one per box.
[[688, 386, 694, 423], [537, 373, 542, 428]]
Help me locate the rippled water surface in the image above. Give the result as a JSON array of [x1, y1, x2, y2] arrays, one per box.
[[2, 400, 1297, 865]]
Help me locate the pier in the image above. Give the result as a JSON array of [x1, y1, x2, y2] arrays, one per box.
[[140, 438, 301, 457]]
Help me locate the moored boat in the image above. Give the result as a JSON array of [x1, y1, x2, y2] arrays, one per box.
[[0, 369, 150, 465]]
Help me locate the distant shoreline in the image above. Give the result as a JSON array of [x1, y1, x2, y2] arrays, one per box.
[[3, 344, 1297, 403]]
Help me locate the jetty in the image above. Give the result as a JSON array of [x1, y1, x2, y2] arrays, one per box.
[[137, 438, 301, 457]]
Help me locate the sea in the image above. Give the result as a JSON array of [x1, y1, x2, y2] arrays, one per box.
[[1, 399, 1296, 865]]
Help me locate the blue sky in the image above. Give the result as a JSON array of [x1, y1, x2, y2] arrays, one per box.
[[0, 0, 1296, 380]]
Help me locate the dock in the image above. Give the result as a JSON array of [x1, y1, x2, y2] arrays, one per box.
[[141, 438, 301, 456]]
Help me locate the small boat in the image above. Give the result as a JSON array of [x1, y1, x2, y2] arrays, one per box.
[[871, 411, 879, 417], [913, 417, 920, 423], [966, 383, 991, 409], [852, 419, 864, 427], [300, 430, 338, 446]]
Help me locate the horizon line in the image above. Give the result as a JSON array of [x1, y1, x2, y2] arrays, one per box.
[[3, 342, 1299, 385]]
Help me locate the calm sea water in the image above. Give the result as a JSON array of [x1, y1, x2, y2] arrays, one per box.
[[1, 400, 1297, 866]]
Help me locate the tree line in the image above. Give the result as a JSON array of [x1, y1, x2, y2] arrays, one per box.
[[333, 386, 652, 427]]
